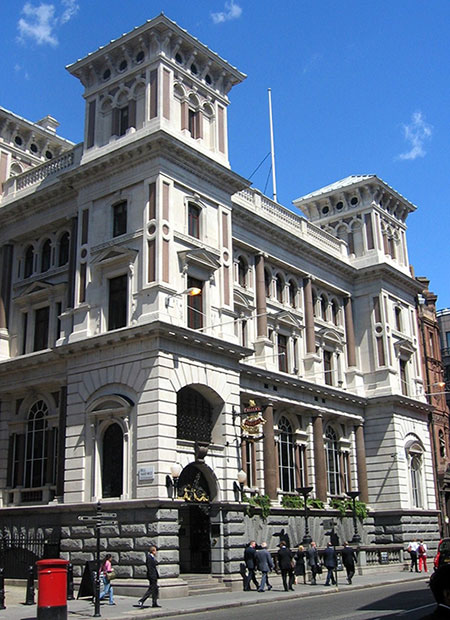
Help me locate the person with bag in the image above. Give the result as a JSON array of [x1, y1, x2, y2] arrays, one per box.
[[307, 541, 320, 585], [294, 545, 306, 585], [137, 545, 160, 608], [407, 538, 419, 572], [418, 540, 428, 573], [98, 554, 115, 605], [277, 541, 295, 591]]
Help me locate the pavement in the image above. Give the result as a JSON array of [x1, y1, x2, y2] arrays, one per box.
[[1, 570, 430, 620]]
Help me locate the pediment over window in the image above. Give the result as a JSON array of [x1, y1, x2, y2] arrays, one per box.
[[317, 327, 344, 347], [91, 246, 137, 267], [178, 247, 221, 274], [14, 280, 65, 305], [87, 394, 134, 418], [233, 289, 255, 310], [270, 310, 303, 330], [394, 338, 416, 359]]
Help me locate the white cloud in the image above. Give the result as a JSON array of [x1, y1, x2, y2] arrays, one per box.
[[211, 1, 242, 24], [398, 111, 432, 161], [17, 0, 79, 46]]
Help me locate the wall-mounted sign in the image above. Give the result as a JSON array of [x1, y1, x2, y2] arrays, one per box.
[[241, 401, 266, 441], [138, 466, 155, 482]]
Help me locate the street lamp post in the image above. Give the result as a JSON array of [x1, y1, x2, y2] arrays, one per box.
[[296, 486, 314, 545], [166, 463, 182, 500], [233, 470, 247, 502], [346, 490, 361, 544]]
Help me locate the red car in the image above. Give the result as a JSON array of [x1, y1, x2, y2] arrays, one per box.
[[434, 538, 450, 570]]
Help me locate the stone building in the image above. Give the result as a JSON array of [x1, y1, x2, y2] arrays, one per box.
[[0, 14, 441, 594], [437, 308, 450, 412]]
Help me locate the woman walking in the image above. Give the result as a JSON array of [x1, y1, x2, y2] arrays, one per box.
[[294, 545, 307, 585], [99, 554, 115, 605]]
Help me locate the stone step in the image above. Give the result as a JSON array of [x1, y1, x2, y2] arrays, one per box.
[[181, 574, 229, 596]]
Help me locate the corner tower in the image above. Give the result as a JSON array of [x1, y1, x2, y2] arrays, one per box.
[[66, 14, 246, 167]]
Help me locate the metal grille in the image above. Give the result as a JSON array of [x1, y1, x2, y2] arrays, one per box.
[[0, 531, 60, 578], [177, 387, 212, 442]]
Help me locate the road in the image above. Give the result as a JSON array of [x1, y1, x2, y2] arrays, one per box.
[[159, 580, 435, 620]]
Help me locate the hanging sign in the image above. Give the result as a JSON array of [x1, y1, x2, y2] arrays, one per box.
[[241, 400, 266, 441]]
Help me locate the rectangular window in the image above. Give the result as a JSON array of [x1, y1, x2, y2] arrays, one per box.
[[33, 306, 49, 351], [324, 350, 333, 385], [278, 334, 288, 373], [446, 331, 450, 349], [188, 203, 200, 238], [81, 209, 89, 245], [400, 359, 408, 395], [108, 274, 127, 331], [187, 277, 203, 330], [242, 440, 255, 488], [188, 109, 200, 138], [148, 240, 156, 282], [22, 312, 28, 355], [79, 263, 87, 303], [112, 201, 127, 237], [373, 296, 382, 323], [150, 69, 158, 119], [87, 100, 96, 149], [148, 182, 156, 220], [56, 302, 62, 341], [119, 106, 129, 136]]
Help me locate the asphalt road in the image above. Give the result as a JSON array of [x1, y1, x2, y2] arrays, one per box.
[[159, 580, 436, 620]]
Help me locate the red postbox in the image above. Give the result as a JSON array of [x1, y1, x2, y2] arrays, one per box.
[[36, 559, 69, 620]]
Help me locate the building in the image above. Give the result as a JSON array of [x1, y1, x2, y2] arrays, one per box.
[[0, 14, 440, 593], [416, 279, 450, 535], [437, 308, 450, 412]]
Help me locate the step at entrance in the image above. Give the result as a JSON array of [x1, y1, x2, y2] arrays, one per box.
[[182, 573, 230, 596]]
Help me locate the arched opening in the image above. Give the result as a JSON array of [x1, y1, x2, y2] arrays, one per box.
[[102, 423, 123, 498], [325, 426, 341, 495], [58, 232, 70, 266], [276, 274, 284, 303], [177, 463, 213, 574], [177, 386, 213, 443], [41, 239, 52, 272], [278, 416, 295, 492], [238, 256, 247, 288], [24, 246, 34, 278], [288, 280, 297, 308]]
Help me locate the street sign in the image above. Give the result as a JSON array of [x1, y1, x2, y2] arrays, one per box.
[[97, 521, 118, 527], [96, 512, 117, 518]]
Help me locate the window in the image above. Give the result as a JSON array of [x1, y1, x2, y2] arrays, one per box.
[[276, 274, 284, 303], [278, 334, 288, 373], [288, 280, 297, 308], [399, 359, 408, 395], [238, 257, 247, 288], [177, 386, 212, 442], [323, 349, 333, 385], [58, 232, 70, 266], [321, 295, 328, 321], [446, 332, 450, 350], [119, 106, 129, 136], [188, 109, 200, 138], [439, 430, 446, 458], [312, 290, 318, 317], [24, 400, 54, 489], [41, 239, 52, 272], [240, 319, 248, 347], [395, 306, 402, 332], [242, 440, 255, 487], [33, 306, 49, 351], [102, 423, 124, 498], [112, 201, 127, 237], [278, 416, 295, 492], [187, 277, 203, 329], [108, 274, 127, 330], [264, 269, 271, 298], [24, 246, 34, 278], [325, 426, 340, 496], [331, 300, 339, 326], [188, 203, 201, 239]]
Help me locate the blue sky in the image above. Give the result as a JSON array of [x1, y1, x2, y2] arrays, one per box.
[[1, 1, 449, 307]]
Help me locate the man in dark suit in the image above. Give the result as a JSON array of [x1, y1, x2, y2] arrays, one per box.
[[137, 545, 160, 608], [341, 541, 358, 584], [306, 541, 320, 585], [244, 541, 259, 591], [277, 541, 294, 591], [323, 541, 337, 586]]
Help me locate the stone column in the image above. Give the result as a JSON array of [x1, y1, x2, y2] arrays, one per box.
[[263, 402, 278, 500], [303, 276, 315, 353], [344, 296, 357, 367], [355, 422, 369, 503], [255, 253, 267, 338], [312, 413, 327, 502]]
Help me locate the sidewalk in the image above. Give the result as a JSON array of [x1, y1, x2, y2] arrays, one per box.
[[1, 570, 429, 620]]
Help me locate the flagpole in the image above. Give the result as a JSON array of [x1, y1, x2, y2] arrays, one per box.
[[268, 88, 277, 202]]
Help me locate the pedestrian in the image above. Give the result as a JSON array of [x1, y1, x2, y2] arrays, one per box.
[[243, 541, 259, 591], [419, 564, 450, 618], [341, 541, 357, 585], [418, 540, 428, 573], [137, 545, 160, 608], [323, 541, 337, 586], [294, 545, 306, 585], [256, 542, 273, 592], [277, 540, 295, 591], [306, 541, 320, 585], [407, 538, 419, 573], [99, 554, 115, 605]]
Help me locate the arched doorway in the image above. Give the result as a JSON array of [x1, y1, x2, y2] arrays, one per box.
[[178, 464, 214, 573]]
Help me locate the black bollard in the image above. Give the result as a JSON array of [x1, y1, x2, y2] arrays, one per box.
[[0, 567, 5, 610], [25, 565, 35, 605], [67, 563, 74, 600]]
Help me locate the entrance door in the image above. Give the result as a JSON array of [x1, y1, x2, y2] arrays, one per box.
[[179, 505, 211, 573]]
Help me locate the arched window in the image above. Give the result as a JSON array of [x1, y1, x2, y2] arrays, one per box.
[[439, 430, 446, 458], [325, 426, 340, 495], [238, 257, 248, 288], [102, 423, 124, 498], [278, 416, 295, 492], [406, 439, 424, 508], [331, 300, 339, 326], [321, 295, 328, 321], [264, 269, 271, 298], [276, 274, 284, 303], [177, 386, 212, 443], [312, 289, 318, 317], [41, 239, 52, 272], [288, 280, 297, 308], [24, 245, 34, 278], [25, 400, 49, 488], [395, 307, 402, 332], [58, 232, 70, 266]]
